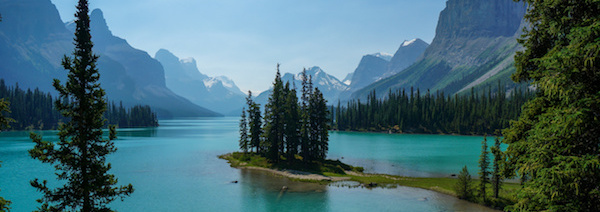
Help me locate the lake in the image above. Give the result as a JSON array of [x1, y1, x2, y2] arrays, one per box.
[[0, 117, 496, 211]]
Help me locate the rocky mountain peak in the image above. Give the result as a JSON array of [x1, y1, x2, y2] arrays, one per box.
[[435, 0, 526, 39]]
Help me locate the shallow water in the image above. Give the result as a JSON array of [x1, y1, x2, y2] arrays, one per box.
[[0, 117, 496, 211]]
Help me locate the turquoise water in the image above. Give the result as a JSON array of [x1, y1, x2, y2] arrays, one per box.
[[0, 117, 496, 211]]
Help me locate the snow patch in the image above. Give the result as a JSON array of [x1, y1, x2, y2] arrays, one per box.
[[402, 38, 418, 47], [181, 57, 195, 64], [369, 52, 393, 61]]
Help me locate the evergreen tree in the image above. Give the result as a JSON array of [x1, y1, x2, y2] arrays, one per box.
[[491, 135, 502, 199], [283, 82, 300, 160], [299, 69, 312, 161], [455, 166, 473, 200], [263, 65, 285, 162], [246, 91, 262, 153], [0, 99, 13, 131], [28, 1, 133, 211], [309, 88, 329, 161], [239, 108, 249, 153], [503, 0, 600, 211], [478, 136, 489, 202]]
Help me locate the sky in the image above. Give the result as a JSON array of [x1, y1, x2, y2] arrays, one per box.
[[50, 0, 447, 94]]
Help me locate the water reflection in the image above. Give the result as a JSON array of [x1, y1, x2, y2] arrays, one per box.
[[116, 127, 157, 137], [240, 169, 329, 212]]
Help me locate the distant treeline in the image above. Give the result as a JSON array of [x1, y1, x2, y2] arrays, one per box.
[[0, 79, 158, 130], [333, 83, 534, 135]]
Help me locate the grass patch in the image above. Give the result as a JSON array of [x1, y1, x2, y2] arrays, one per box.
[[218, 152, 363, 175]]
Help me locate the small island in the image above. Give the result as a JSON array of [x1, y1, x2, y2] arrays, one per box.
[[223, 66, 520, 210]]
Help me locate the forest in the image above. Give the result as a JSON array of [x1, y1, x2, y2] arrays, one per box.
[[333, 83, 534, 135], [0, 79, 158, 130]]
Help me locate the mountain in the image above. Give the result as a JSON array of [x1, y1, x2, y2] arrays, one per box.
[[254, 66, 348, 106], [338, 39, 428, 101], [0, 0, 219, 118], [0, 0, 71, 92], [155, 49, 246, 115], [388, 39, 429, 75], [347, 53, 392, 91], [352, 0, 526, 99]]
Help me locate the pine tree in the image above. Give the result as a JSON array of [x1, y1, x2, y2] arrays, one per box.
[[263, 65, 285, 162], [504, 0, 600, 211], [246, 91, 262, 153], [239, 108, 249, 153], [491, 135, 502, 199], [28, 1, 133, 211], [283, 82, 300, 160], [309, 88, 329, 161], [478, 136, 489, 202], [455, 166, 473, 200], [299, 69, 312, 161]]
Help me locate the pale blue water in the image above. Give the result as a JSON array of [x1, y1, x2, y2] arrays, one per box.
[[0, 117, 496, 211]]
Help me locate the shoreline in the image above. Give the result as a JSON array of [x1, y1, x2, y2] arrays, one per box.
[[220, 152, 517, 211], [239, 166, 351, 182]]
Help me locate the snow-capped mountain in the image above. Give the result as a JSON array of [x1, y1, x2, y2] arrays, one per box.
[[254, 66, 349, 106], [155, 49, 245, 115]]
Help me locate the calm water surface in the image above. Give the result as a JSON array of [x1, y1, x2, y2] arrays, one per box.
[[0, 117, 496, 211]]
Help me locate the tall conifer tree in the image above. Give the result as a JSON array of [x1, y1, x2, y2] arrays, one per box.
[[478, 136, 489, 202], [283, 82, 300, 160], [263, 65, 285, 162], [28, 1, 133, 211], [299, 69, 312, 161], [246, 91, 262, 153], [239, 108, 249, 153], [491, 135, 502, 199], [504, 0, 600, 210], [309, 88, 329, 160]]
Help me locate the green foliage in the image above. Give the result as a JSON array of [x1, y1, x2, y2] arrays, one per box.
[[28, 1, 133, 211], [239, 108, 249, 152], [104, 102, 158, 128], [240, 67, 330, 167], [283, 82, 300, 160], [0, 98, 14, 131], [478, 136, 490, 202], [491, 135, 503, 199], [503, 0, 600, 211], [246, 91, 263, 153], [455, 166, 474, 200], [0, 79, 158, 130], [335, 83, 533, 135], [263, 65, 285, 162]]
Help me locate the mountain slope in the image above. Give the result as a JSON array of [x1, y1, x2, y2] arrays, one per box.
[[352, 0, 526, 99], [155, 49, 246, 115], [339, 39, 428, 101], [0, 0, 219, 118]]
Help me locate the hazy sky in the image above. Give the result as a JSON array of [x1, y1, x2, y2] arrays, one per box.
[[50, 0, 447, 94]]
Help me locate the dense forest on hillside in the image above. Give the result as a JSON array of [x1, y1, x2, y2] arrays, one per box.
[[334, 83, 534, 135], [0, 80, 158, 130]]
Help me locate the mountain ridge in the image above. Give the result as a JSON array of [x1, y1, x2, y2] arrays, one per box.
[[0, 1, 220, 118], [351, 0, 527, 100]]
